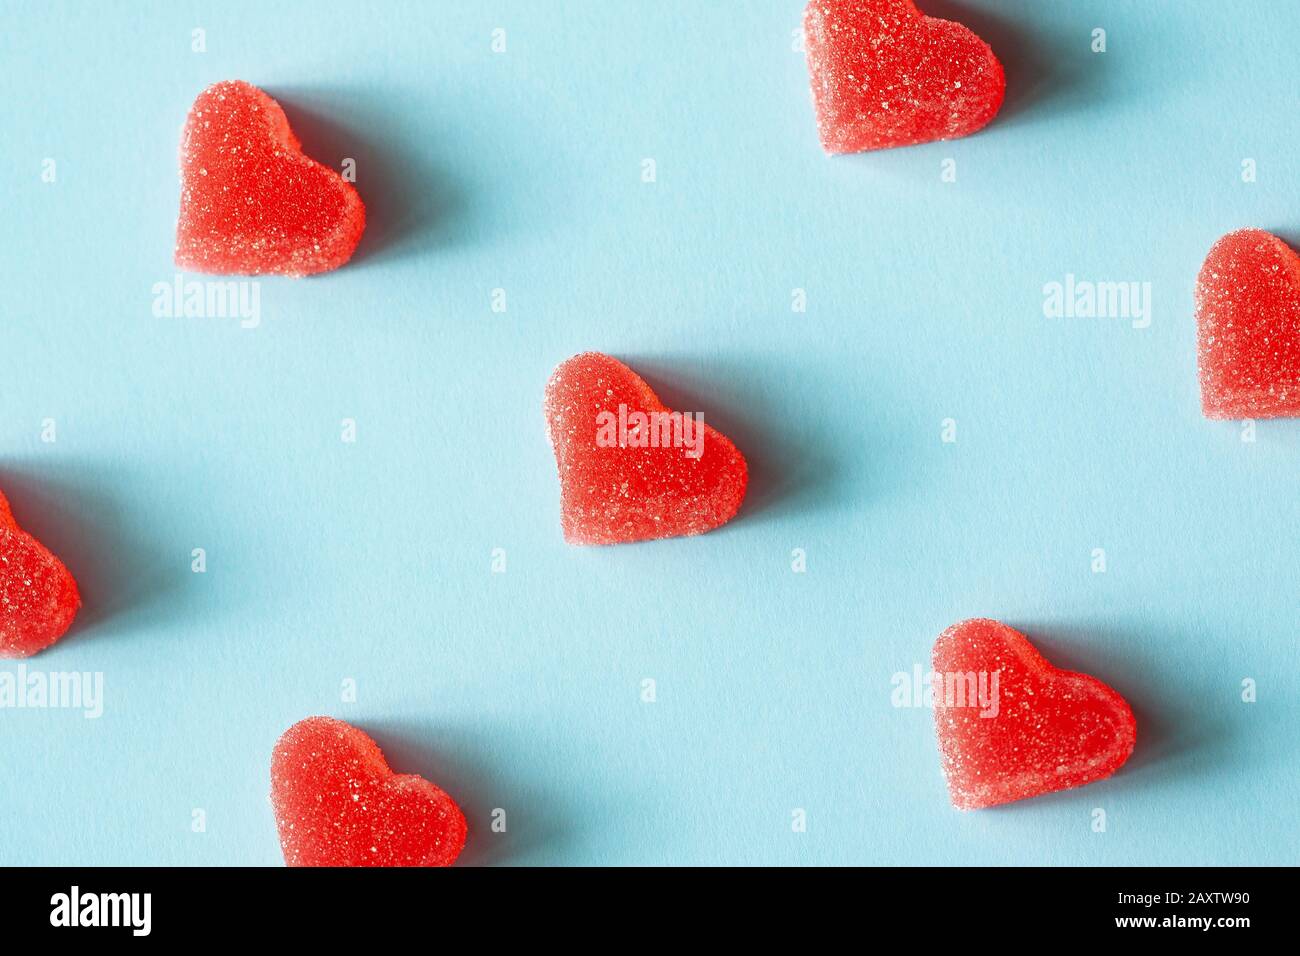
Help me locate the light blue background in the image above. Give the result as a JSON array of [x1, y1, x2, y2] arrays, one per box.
[[2, 0, 1297, 866]]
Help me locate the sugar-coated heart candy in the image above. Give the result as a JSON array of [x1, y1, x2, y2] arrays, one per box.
[[1196, 228, 1300, 419], [270, 717, 467, 867], [932, 619, 1136, 810], [175, 80, 365, 277], [0, 489, 81, 658], [544, 353, 748, 545], [803, 0, 1005, 154]]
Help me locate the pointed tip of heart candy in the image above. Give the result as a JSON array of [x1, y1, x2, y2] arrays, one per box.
[[271, 716, 467, 867], [1196, 228, 1300, 420], [544, 352, 749, 546], [174, 80, 366, 278], [932, 619, 1137, 811], [804, 0, 1006, 155], [0, 488, 82, 659]]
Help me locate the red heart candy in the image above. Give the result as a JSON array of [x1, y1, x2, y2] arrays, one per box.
[[1196, 228, 1300, 419], [544, 353, 748, 545], [174, 80, 365, 277], [0, 489, 81, 658], [932, 619, 1136, 810], [803, 0, 1006, 154], [270, 717, 467, 867]]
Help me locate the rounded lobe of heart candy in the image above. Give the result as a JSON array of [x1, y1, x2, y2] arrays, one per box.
[[0, 489, 81, 659], [270, 716, 467, 867], [931, 619, 1136, 810], [543, 352, 749, 545], [803, 0, 1005, 154], [1195, 228, 1300, 419], [174, 80, 366, 277]]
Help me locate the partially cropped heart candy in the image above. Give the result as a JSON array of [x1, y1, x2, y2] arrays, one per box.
[[270, 717, 467, 867], [174, 80, 365, 277], [1195, 228, 1300, 419], [803, 0, 1006, 154], [932, 619, 1136, 810], [544, 353, 748, 545], [0, 489, 81, 658]]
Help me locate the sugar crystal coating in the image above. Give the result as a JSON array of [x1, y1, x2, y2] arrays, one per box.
[[1195, 228, 1300, 419], [270, 716, 467, 867], [175, 80, 365, 277], [0, 489, 81, 658], [932, 619, 1136, 810], [803, 0, 1005, 154], [544, 352, 748, 545]]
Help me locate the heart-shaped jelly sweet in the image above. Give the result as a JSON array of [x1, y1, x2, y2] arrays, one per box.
[[544, 353, 748, 545], [270, 717, 467, 867], [803, 0, 1006, 154], [1196, 228, 1300, 419], [0, 488, 81, 659], [174, 80, 365, 277], [932, 619, 1136, 810]]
